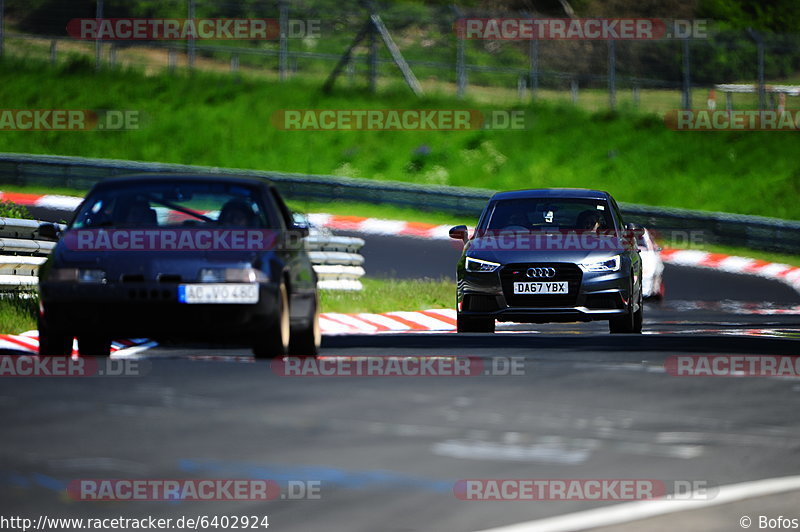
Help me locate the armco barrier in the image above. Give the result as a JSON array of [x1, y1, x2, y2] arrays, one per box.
[[1, 153, 799, 254], [0, 217, 60, 289], [0, 217, 365, 291]]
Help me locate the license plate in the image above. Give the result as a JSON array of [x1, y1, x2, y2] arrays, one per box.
[[513, 281, 568, 295], [178, 284, 259, 304]]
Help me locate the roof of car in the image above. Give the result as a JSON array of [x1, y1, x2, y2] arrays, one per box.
[[490, 188, 611, 201], [91, 173, 272, 189]]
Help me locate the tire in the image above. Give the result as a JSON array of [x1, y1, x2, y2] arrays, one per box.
[[457, 314, 495, 333], [38, 317, 73, 357], [253, 282, 290, 359], [609, 279, 643, 334], [77, 335, 112, 357], [289, 294, 321, 357]]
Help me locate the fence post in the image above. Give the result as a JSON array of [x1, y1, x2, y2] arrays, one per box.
[[168, 48, 176, 74], [757, 35, 765, 109], [682, 37, 691, 109], [368, 20, 377, 92], [528, 15, 538, 99], [50, 39, 57, 65], [632, 84, 640, 108], [453, 7, 466, 99], [747, 28, 765, 110], [231, 54, 239, 74], [571, 79, 578, 104], [279, 0, 288, 80], [109, 43, 116, 66], [608, 39, 616, 110], [456, 25, 466, 98], [95, 0, 104, 70], [187, 0, 195, 70], [0, 0, 5, 58]]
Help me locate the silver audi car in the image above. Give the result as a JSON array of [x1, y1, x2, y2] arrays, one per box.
[[450, 188, 643, 334]]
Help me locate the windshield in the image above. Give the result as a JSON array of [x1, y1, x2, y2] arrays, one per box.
[[482, 198, 616, 233], [71, 182, 272, 229]]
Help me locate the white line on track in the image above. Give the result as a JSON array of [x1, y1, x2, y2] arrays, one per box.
[[471, 475, 800, 532]]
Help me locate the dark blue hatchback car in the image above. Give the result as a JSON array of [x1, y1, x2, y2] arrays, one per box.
[[37, 174, 319, 358]]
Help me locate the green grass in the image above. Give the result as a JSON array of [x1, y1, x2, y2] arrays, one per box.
[[0, 278, 453, 334], [320, 277, 453, 314], [1, 57, 800, 221], [0, 292, 38, 335]]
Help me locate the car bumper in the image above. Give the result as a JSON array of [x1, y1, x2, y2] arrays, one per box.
[[457, 268, 633, 323], [39, 281, 279, 338]]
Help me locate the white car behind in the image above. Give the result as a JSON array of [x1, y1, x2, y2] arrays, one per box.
[[638, 227, 665, 300]]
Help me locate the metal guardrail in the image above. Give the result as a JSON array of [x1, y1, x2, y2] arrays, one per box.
[[1, 153, 799, 254], [0, 217, 366, 291], [0, 217, 60, 289]]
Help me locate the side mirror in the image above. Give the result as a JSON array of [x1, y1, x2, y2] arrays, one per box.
[[292, 223, 310, 238], [449, 225, 469, 243], [38, 223, 60, 241]]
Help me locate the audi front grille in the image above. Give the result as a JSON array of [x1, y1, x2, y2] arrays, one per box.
[[500, 263, 583, 307]]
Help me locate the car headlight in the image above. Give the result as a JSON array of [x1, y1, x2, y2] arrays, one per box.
[[465, 257, 501, 273], [578, 255, 621, 273], [49, 268, 106, 283], [199, 268, 267, 283]]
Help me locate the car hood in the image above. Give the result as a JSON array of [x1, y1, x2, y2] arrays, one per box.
[[49, 241, 268, 282], [466, 234, 628, 264]]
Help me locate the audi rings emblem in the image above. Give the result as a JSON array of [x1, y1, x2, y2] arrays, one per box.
[[526, 267, 556, 278]]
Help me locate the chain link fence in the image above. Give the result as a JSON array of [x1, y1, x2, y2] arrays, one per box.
[[2, 1, 800, 112]]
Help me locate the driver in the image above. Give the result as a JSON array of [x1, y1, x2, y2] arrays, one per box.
[[576, 210, 602, 232], [218, 199, 256, 226]]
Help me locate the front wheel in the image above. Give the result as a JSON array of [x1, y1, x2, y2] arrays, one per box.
[[457, 314, 495, 333], [38, 317, 73, 356], [609, 282, 643, 334], [77, 335, 112, 357], [253, 282, 290, 359]]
